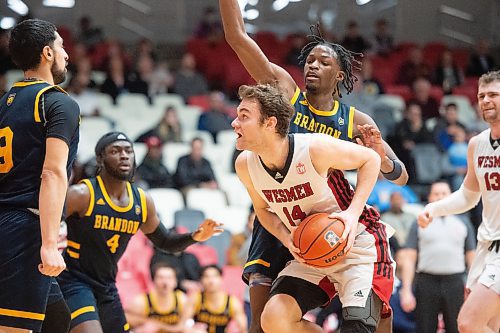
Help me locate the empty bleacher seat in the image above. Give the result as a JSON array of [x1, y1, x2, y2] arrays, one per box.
[[185, 188, 228, 219], [213, 206, 249, 235], [163, 142, 191, 173], [204, 230, 232, 266], [411, 144, 443, 184], [218, 173, 251, 208], [78, 117, 114, 163], [174, 208, 205, 232], [148, 188, 185, 228]]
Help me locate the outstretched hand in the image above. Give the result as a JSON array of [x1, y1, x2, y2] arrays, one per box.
[[192, 219, 224, 242], [355, 124, 385, 160]]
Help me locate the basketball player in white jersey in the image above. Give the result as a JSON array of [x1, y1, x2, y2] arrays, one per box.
[[234, 84, 394, 333], [418, 71, 500, 333]]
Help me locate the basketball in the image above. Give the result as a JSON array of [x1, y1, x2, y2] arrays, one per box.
[[293, 212, 347, 268]]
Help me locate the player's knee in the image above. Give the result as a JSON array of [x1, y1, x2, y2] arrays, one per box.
[[457, 313, 477, 333], [341, 319, 376, 333], [261, 295, 291, 333]]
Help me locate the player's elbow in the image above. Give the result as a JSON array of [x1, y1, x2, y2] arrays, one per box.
[[41, 166, 67, 183], [224, 30, 249, 48]]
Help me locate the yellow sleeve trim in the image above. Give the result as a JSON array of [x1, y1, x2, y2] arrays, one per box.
[[124, 323, 130, 331], [71, 306, 95, 320], [290, 86, 301, 105], [80, 179, 95, 217], [34, 86, 54, 122], [67, 240, 80, 250], [12, 80, 46, 87], [0, 307, 45, 321], [66, 249, 80, 259], [138, 188, 148, 223], [347, 106, 355, 139], [244, 259, 270, 268]]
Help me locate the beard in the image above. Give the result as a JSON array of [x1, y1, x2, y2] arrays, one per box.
[[51, 60, 66, 85], [103, 159, 132, 181]]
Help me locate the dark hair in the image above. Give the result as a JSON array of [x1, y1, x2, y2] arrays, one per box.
[[150, 262, 177, 280], [478, 70, 500, 86], [238, 84, 294, 138], [298, 23, 362, 98], [191, 137, 203, 145], [8, 19, 58, 71], [445, 102, 458, 110], [201, 264, 223, 277]]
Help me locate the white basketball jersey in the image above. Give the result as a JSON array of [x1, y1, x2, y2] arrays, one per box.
[[246, 134, 342, 231], [473, 129, 500, 241]]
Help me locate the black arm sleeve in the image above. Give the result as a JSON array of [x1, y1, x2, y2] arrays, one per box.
[[43, 91, 80, 146], [145, 222, 197, 253]]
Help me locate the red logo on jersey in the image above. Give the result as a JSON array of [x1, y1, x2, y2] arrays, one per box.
[[296, 162, 306, 175]]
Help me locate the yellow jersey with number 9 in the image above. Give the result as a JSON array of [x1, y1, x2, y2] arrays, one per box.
[[64, 176, 147, 285]]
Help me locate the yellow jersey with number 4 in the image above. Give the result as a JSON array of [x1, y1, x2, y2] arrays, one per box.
[[64, 176, 147, 285]]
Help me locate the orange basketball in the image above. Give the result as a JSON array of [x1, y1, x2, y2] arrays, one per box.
[[293, 212, 347, 268]]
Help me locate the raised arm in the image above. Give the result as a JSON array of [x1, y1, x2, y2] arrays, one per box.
[[353, 110, 409, 185], [219, 0, 296, 98]]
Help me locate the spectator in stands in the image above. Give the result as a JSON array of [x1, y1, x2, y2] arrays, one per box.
[[381, 192, 416, 245], [67, 73, 101, 117], [446, 127, 468, 191], [368, 174, 419, 213], [408, 77, 440, 120], [197, 91, 233, 142], [77, 15, 104, 51], [360, 58, 385, 96], [433, 102, 467, 151], [173, 53, 208, 103], [134, 37, 157, 62], [285, 33, 307, 68], [149, 60, 174, 97], [466, 39, 496, 77], [0, 28, 16, 72], [136, 105, 182, 144], [195, 6, 223, 40], [150, 244, 203, 293], [136, 136, 175, 189], [371, 18, 394, 57], [175, 137, 218, 194], [392, 103, 434, 182], [434, 49, 464, 95], [127, 55, 153, 101], [397, 47, 432, 86], [341, 20, 370, 54], [101, 54, 130, 103], [72, 57, 97, 88], [125, 263, 186, 332], [67, 42, 88, 74], [179, 265, 248, 333], [398, 181, 475, 333]]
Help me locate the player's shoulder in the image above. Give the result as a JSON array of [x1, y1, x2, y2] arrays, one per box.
[[68, 180, 92, 199], [44, 89, 80, 112], [234, 150, 251, 172]]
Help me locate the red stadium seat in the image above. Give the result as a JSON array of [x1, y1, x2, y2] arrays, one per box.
[[429, 86, 444, 104], [222, 266, 245, 300], [188, 95, 210, 110], [385, 85, 412, 101], [452, 85, 478, 105], [452, 48, 471, 71], [223, 58, 255, 95], [283, 65, 306, 91]]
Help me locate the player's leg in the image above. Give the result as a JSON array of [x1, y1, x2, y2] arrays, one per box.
[[243, 218, 292, 333], [96, 286, 130, 333], [261, 276, 328, 333], [0, 210, 54, 332], [57, 271, 103, 333], [375, 314, 392, 333], [457, 284, 500, 333]]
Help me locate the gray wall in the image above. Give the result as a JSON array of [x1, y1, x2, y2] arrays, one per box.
[[2, 0, 498, 46]]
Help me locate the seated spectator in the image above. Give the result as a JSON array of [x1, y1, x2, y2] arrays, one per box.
[[447, 127, 468, 190], [466, 103, 489, 136], [391, 103, 434, 182], [173, 53, 208, 103], [150, 241, 203, 293], [136, 136, 175, 189], [175, 137, 218, 194], [179, 265, 248, 333], [148, 60, 174, 97], [134, 37, 157, 62], [433, 102, 467, 151], [408, 77, 440, 120], [101, 54, 130, 103], [360, 58, 385, 96], [136, 105, 183, 144], [77, 15, 104, 51], [434, 50, 463, 95], [371, 18, 394, 57], [397, 47, 432, 87], [197, 91, 233, 142], [127, 55, 153, 100], [341, 20, 370, 54], [368, 175, 419, 213], [125, 263, 186, 332], [195, 6, 223, 41], [66, 73, 101, 117], [466, 39, 496, 77], [381, 192, 417, 245]]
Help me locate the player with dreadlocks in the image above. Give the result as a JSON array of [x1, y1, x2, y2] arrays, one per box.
[[219, 1, 408, 332], [57, 132, 223, 333]]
